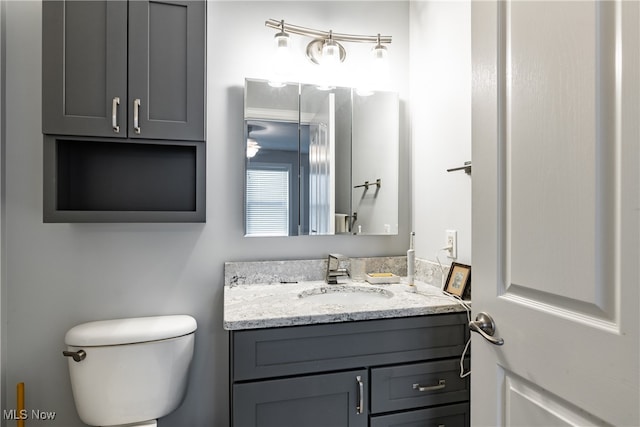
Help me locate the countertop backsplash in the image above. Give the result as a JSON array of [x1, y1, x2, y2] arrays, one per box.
[[224, 256, 451, 287], [415, 258, 450, 290], [225, 256, 408, 287]]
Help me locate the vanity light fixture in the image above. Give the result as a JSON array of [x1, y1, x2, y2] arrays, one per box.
[[246, 138, 261, 159], [265, 18, 391, 68]]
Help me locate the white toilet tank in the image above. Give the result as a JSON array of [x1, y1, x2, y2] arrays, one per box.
[[64, 315, 197, 427]]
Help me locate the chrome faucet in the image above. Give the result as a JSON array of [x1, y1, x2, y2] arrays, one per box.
[[326, 253, 349, 284]]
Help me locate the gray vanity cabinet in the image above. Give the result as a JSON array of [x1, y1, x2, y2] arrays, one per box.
[[230, 313, 470, 427], [42, 0, 205, 141]]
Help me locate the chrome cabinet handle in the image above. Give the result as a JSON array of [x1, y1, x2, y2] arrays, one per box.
[[412, 379, 446, 392], [62, 349, 86, 362], [356, 375, 364, 414], [133, 98, 141, 134], [112, 97, 120, 133], [469, 312, 504, 346]]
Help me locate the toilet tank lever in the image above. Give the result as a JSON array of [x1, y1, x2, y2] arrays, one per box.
[[63, 349, 86, 362]]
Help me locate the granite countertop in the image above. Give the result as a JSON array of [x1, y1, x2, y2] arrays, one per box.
[[223, 279, 470, 330]]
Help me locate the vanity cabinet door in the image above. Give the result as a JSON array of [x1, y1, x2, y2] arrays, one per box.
[[233, 370, 368, 427], [128, 0, 205, 141], [42, 0, 205, 141], [42, 0, 128, 137]]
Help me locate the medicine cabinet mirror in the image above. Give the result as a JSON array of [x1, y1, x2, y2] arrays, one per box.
[[244, 78, 398, 237]]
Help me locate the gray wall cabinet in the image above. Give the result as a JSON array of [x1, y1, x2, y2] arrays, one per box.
[[41, 0, 206, 222], [42, 0, 205, 141], [43, 135, 206, 222], [230, 314, 470, 427]]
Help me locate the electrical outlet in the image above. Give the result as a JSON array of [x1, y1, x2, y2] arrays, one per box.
[[446, 230, 457, 259]]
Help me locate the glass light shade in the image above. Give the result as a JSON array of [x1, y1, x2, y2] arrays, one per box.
[[269, 32, 292, 88], [321, 39, 341, 67], [369, 43, 390, 91], [371, 44, 388, 62], [246, 139, 261, 158], [274, 32, 289, 50]]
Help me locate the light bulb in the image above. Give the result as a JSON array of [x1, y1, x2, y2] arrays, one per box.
[[246, 138, 261, 158], [372, 44, 388, 62], [322, 39, 341, 67], [274, 31, 289, 51], [369, 43, 390, 91], [269, 31, 292, 88], [321, 30, 342, 67]]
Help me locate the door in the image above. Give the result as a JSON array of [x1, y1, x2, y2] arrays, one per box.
[[307, 91, 335, 235], [233, 370, 368, 427], [42, 0, 127, 137], [128, 0, 205, 141], [471, 1, 639, 426]]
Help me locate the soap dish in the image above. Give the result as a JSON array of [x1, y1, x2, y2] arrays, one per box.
[[366, 273, 400, 284]]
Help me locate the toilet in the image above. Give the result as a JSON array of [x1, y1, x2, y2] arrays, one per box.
[[63, 315, 197, 427]]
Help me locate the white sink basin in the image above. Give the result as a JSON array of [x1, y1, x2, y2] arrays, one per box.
[[298, 285, 393, 304]]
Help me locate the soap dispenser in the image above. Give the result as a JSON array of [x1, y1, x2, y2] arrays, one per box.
[[407, 232, 416, 291]]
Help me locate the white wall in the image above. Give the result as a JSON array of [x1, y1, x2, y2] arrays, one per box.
[[410, 1, 472, 267], [2, 2, 410, 426]]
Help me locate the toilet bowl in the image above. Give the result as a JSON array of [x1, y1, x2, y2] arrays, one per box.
[[63, 315, 197, 427]]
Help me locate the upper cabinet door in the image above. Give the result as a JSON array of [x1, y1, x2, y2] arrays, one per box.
[[42, 1, 128, 137], [128, 0, 206, 141]]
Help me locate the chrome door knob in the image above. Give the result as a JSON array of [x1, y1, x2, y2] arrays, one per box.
[[469, 312, 504, 346]]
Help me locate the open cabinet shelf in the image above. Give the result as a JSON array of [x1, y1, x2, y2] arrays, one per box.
[[43, 136, 206, 223]]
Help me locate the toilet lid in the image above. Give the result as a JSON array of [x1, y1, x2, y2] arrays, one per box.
[[65, 315, 197, 346]]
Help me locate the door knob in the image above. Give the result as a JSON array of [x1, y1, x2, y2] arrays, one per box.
[[469, 312, 504, 346]]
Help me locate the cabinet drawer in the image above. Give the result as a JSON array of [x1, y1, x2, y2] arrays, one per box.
[[370, 402, 470, 427], [371, 358, 470, 414], [232, 313, 468, 381]]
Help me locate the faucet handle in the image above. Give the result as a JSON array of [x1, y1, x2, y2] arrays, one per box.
[[328, 253, 347, 268], [326, 253, 350, 284]]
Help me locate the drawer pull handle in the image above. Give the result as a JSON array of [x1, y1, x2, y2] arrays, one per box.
[[356, 375, 364, 414], [133, 98, 141, 134], [412, 379, 446, 392], [112, 97, 120, 133]]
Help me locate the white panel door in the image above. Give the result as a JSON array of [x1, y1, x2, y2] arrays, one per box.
[[471, 1, 639, 426], [308, 93, 335, 235]]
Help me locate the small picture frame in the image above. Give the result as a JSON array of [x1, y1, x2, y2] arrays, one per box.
[[444, 262, 471, 299]]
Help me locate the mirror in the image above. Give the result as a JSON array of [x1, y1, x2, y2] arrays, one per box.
[[244, 78, 398, 236]]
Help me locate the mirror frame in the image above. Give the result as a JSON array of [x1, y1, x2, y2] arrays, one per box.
[[243, 78, 399, 237]]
